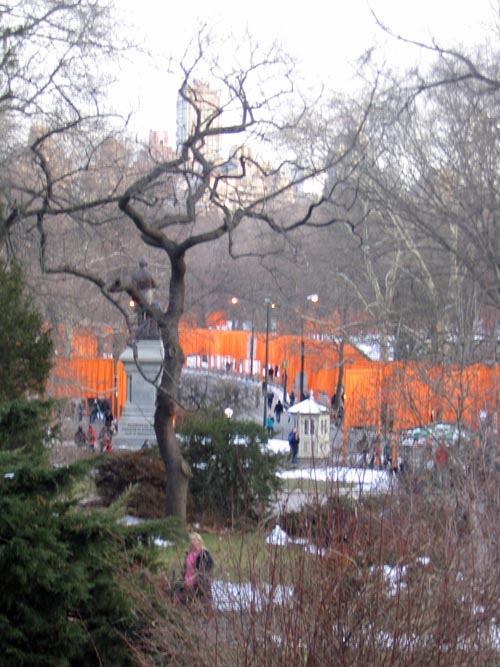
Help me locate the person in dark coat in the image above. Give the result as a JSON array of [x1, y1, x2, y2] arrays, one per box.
[[274, 399, 284, 423], [267, 390, 274, 409], [176, 532, 214, 605], [74, 425, 86, 448], [288, 427, 300, 464]]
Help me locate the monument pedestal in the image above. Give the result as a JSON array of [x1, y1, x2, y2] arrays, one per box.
[[116, 339, 163, 449]]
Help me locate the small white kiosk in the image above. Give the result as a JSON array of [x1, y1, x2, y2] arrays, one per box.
[[287, 392, 330, 459]]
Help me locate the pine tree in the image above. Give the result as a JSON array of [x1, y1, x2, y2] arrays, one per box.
[[0, 264, 162, 666], [0, 264, 53, 401], [180, 413, 283, 526], [0, 264, 54, 450], [0, 455, 143, 666]]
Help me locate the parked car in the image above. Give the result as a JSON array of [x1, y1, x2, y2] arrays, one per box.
[[401, 422, 470, 447]]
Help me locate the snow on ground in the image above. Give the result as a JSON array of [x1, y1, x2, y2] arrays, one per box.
[[267, 437, 392, 493], [265, 525, 308, 547], [266, 438, 291, 456], [211, 579, 293, 612], [117, 438, 398, 613]]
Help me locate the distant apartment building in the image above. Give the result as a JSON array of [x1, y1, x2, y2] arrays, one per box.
[[148, 130, 176, 161], [214, 146, 296, 207], [176, 80, 221, 161], [175, 82, 300, 206]]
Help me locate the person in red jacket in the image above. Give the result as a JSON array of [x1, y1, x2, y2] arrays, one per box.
[[435, 441, 449, 468], [86, 424, 96, 451]]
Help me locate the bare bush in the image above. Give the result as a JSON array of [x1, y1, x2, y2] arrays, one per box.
[[126, 461, 500, 665]]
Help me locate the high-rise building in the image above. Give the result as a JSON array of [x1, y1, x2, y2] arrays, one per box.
[[148, 130, 175, 161], [176, 80, 221, 161]]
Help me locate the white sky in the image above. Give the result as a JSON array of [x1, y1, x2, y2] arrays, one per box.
[[110, 0, 498, 141]]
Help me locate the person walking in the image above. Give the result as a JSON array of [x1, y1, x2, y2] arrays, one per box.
[[267, 390, 274, 409], [266, 415, 275, 436], [288, 427, 300, 464], [105, 409, 114, 433], [274, 399, 284, 423]]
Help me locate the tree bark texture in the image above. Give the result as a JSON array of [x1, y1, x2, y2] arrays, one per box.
[[154, 252, 191, 523]]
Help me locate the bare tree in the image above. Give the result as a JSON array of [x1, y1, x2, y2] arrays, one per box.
[[0, 0, 126, 252], [365, 16, 500, 316], [115, 37, 373, 521], [0, 0, 144, 354], [323, 29, 500, 365], [29, 31, 372, 522]]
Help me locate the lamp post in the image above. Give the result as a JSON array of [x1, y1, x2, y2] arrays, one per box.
[[300, 317, 305, 401], [231, 296, 255, 377], [263, 297, 273, 429], [230, 296, 239, 331], [300, 294, 319, 401], [250, 319, 255, 377]]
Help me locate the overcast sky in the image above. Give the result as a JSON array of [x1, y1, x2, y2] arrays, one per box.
[[110, 0, 498, 140]]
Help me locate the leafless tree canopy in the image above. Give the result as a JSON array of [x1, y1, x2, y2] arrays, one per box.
[[2, 6, 500, 520]]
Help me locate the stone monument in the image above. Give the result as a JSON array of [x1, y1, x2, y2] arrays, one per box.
[[115, 259, 163, 449]]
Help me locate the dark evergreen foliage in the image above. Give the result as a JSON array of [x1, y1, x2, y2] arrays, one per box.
[[0, 264, 53, 401], [0, 264, 165, 666], [0, 264, 54, 450], [0, 397, 54, 451], [179, 413, 283, 525], [0, 455, 158, 667]]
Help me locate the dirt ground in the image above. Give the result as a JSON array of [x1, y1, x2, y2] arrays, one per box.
[[49, 441, 97, 466]]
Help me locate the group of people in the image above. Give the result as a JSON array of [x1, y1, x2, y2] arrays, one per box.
[[264, 387, 300, 463], [266, 397, 285, 435], [358, 435, 390, 470], [74, 405, 117, 453]]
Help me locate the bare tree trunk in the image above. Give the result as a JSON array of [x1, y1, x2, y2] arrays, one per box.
[[154, 252, 191, 523], [155, 388, 190, 522]]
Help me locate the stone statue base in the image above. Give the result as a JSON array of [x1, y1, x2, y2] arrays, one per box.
[[115, 339, 163, 449]]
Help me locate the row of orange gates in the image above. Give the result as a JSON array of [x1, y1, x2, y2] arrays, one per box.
[[47, 326, 499, 435]]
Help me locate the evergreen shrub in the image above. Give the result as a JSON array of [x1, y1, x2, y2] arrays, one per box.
[[0, 264, 162, 665], [0, 450, 161, 666], [179, 412, 283, 526], [0, 264, 54, 450]]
